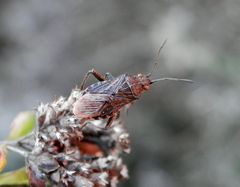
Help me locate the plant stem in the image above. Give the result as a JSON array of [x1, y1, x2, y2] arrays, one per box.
[[5, 144, 29, 157]]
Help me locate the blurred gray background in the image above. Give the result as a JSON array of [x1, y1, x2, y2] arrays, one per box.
[[0, 0, 240, 187]]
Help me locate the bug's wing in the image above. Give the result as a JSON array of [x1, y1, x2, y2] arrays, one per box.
[[109, 74, 127, 93], [87, 74, 127, 94], [117, 80, 136, 99], [87, 80, 111, 93], [73, 93, 109, 118]]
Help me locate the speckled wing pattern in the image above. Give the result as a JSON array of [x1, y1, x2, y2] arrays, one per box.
[[73, 93, 110, 118]]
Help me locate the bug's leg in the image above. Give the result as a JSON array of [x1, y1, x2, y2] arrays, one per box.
[[78, 118, 89, 129], [115, 111, 120, 119], [80, 69, 106, 90], [104, 112, 121, 130], [105, 116, 114, 129], [105, 72, 114, 80], [80, 118, 86, 125]]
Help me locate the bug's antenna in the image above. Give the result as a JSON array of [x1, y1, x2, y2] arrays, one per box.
[[150, 77, 194, 84], [157, 39, 168, 58], [147, 39, 167, 77]]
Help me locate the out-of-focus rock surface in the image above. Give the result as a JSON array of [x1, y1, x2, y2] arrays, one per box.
[[0, 0, 240, 186]]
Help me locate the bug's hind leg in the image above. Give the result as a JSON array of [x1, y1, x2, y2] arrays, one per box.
[[105, 72, 114, 80], [105, 116, 114, 129], [80, 69, 106, 90], [115, 111, 120, 120], [105, 116, 115, 129], [105, 112, 119, 129]]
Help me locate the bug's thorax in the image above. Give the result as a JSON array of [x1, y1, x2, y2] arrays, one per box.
[[127, 74, 151, 97]]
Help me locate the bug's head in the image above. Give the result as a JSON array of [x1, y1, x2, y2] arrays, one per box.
[[128, 73, 152, 96], [129, 73, 193, 97]]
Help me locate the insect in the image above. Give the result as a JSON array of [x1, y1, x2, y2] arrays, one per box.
[[73, 69, 193, 128]]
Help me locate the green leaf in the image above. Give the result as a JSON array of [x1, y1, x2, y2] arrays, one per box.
[[0, 167, 28, 185], [8, 111, 36, 140]]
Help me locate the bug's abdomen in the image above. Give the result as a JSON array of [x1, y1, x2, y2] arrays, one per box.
[[73, 93, 109, 119]]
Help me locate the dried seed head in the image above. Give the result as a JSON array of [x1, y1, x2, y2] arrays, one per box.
[[25, 88, 130, 186]]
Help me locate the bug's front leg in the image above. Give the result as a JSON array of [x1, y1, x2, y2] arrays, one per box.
[[80, 69, 106, 90]]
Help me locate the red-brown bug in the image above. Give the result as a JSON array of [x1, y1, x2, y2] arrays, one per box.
[[73, 69, 193, 128]]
